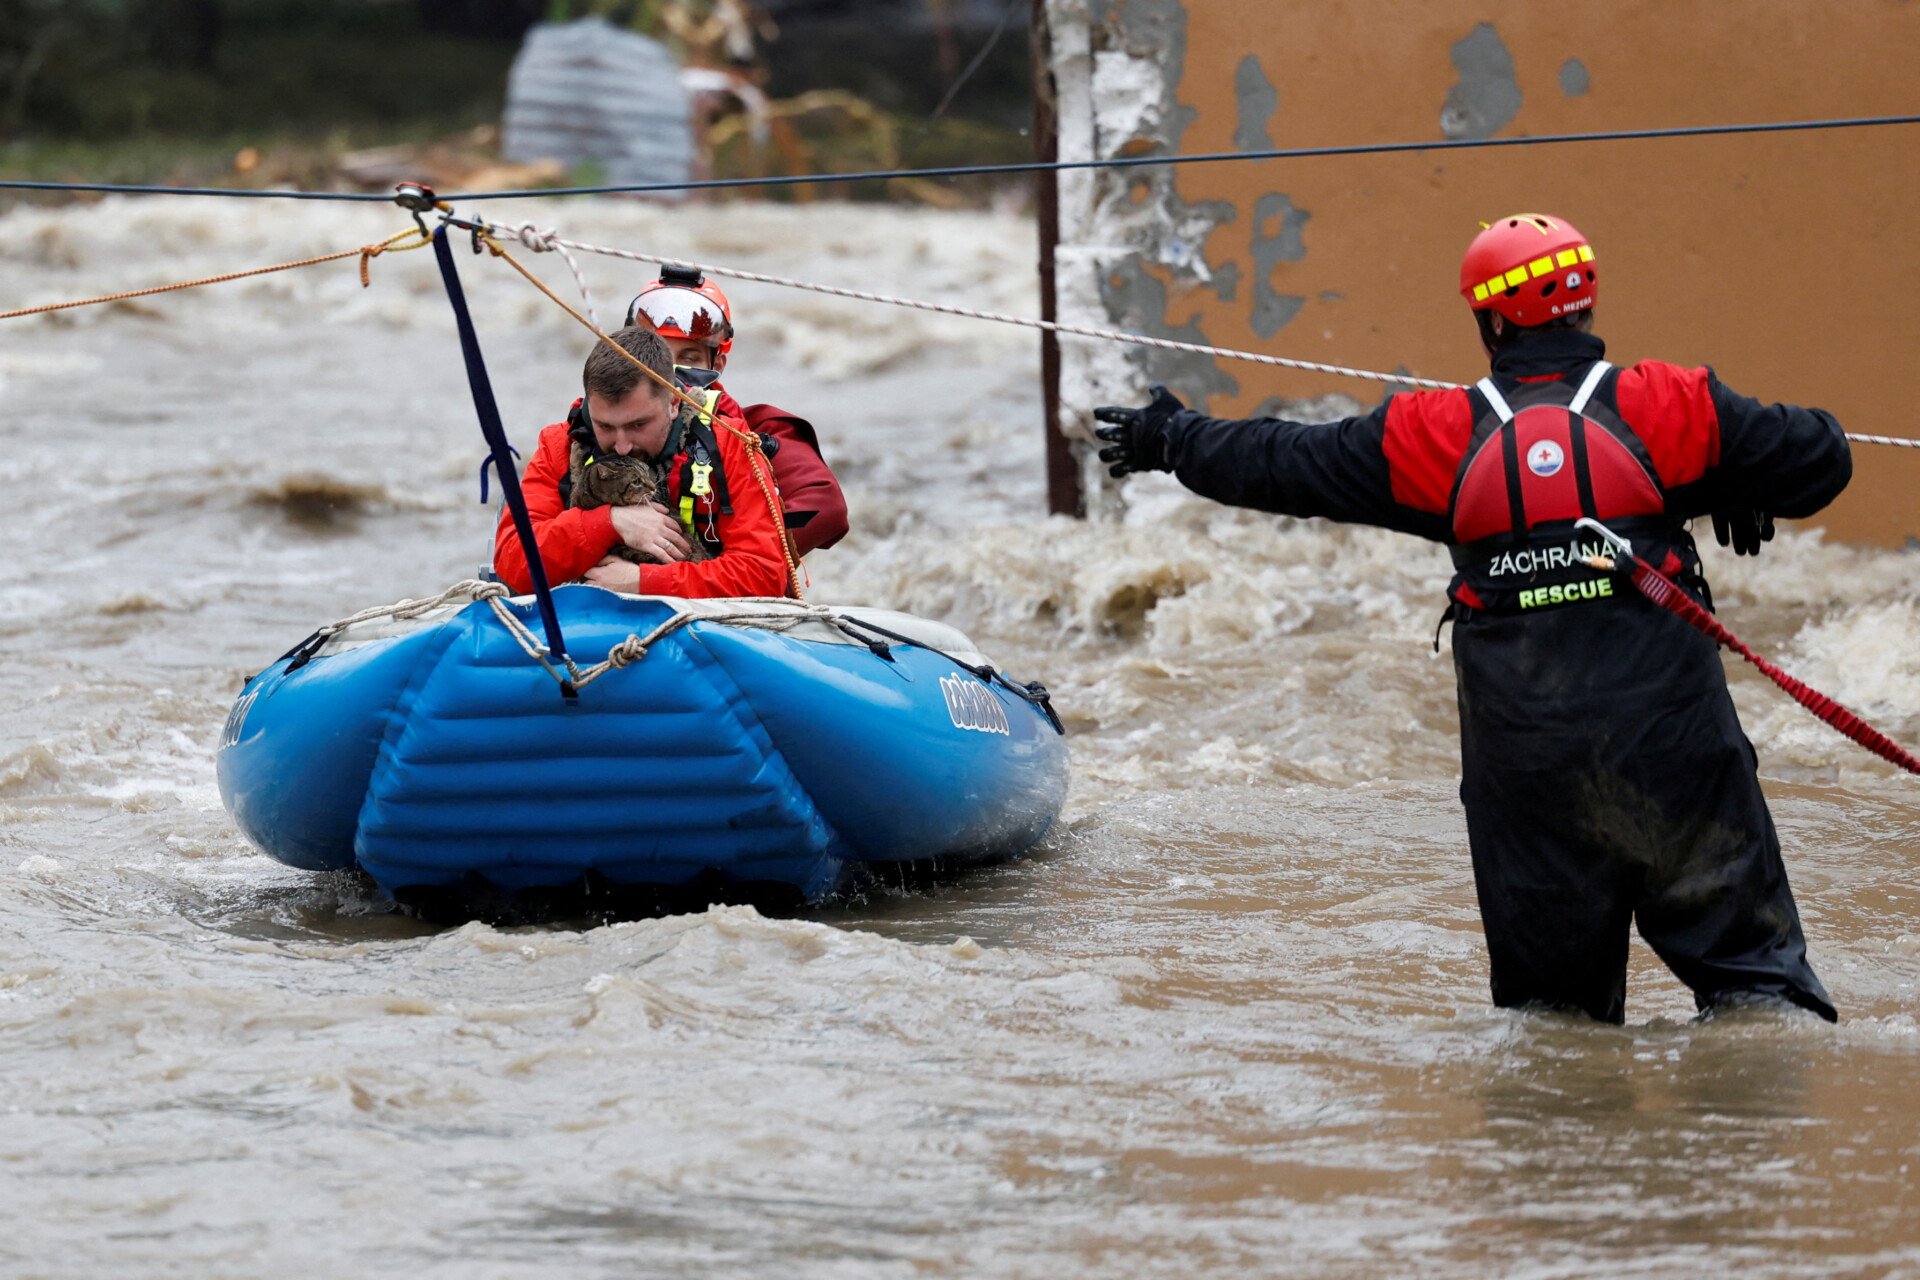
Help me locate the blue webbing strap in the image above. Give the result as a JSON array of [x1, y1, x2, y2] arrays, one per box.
[[429, 224, 570, 666], [478, 446, 519, 504]]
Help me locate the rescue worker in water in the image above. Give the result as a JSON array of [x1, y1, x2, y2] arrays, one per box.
[[492, 326, 795, 599], [1094, 213, 1852, 1023]]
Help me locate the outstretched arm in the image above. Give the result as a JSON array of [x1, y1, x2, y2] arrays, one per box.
[[1095, 385, 1456, 540], [1700, 375, 1851, 519], [1615, 361, 1852, 554]]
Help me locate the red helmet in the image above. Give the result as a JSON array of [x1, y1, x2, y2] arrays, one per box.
[[625, 265, 734, 356], [1460, 213, 1596, 326]]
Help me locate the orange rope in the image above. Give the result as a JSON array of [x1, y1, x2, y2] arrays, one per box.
[[0, 227, 431, 323], [477, 232, 804, 598]]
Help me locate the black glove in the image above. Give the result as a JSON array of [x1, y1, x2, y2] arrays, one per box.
[[1711, 509, 1775, 556], [1092, 384, 1185, 476]]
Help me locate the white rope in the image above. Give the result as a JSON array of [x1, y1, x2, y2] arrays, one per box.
[[314, 582, 864, 691], [502, 221, 601, 332], [317, 579, 509, 636], [315, 579, 573, 682], [478, 220, 1456, 391], [567, 612, 694, 689], [479, 218, 1920, 449], [567, 601, 834, 688]]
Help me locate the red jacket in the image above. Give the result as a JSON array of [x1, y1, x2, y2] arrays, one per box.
[[717, 390, 849, 556], [492, 406, 794, 599]]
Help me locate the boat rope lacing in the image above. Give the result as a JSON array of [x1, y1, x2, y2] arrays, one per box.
[[300, 579, 1026, 697], [0, 227, 431, 322], [467, 214, 1920, 446], [305, 579, 1067, 721], [468, 227, 804, 597], [311, 578, 509, 635]]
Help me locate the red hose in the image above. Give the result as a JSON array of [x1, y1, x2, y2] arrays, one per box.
[[1621, 558, 1920, 776]]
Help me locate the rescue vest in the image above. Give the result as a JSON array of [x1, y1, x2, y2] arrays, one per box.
[[661, 388, 733, 555], [560, 389, 734, 556], [1446, 361, 1701, 612]]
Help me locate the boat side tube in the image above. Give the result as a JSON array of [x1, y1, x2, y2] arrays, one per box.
[[216, 624, 451, 872], [691, 621, 1069, 867]]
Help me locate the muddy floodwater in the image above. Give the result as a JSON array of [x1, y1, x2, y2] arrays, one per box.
[[1, 199, 1916, 1277]]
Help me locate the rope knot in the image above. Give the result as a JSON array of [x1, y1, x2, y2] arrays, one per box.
[[604, 636, 652, 669], [359, 228, 432, 288], [511, 222, 561, 253]]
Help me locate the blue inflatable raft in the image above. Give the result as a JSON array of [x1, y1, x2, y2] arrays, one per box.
[[216, 584, 1068, 909]]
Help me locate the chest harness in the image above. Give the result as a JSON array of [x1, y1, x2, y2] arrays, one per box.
[[561, 389, 734, 556], [1445, 361, 1705, 615]]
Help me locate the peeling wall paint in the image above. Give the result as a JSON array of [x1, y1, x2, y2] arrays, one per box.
[[1039, 0, 1920, 542], [1439, 23, 1522, 141], [1248, 193, 1308, 339], [1046, 0, 1243, 510], [1233, 55, 1278, 151]]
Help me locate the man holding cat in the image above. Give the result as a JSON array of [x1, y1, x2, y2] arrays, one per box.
[[491, 326, 795, 599]]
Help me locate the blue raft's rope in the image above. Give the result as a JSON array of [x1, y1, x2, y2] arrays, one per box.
[[428, 223, 573, 683]]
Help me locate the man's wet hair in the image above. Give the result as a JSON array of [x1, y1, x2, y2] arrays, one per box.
[[583, 326, 674, 401]]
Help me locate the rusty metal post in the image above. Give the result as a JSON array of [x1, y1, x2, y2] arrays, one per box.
[[1032, 0, 1081, 517]]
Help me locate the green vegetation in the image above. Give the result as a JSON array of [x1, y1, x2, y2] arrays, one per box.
[[2, 2, 515, 140]]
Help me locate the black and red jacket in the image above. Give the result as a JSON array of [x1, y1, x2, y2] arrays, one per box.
[[1159, 327, 1851, 603]]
